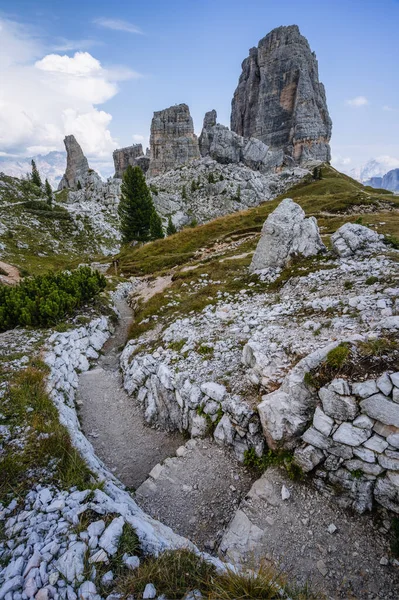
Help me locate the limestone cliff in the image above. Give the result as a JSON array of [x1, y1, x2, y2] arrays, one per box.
[[58, 135, 90, 190], [148, 104, 200, 177], [113, 144, 149, 178], [230, 25, 332, 165]]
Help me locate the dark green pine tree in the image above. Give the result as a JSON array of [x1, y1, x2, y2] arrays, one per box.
[[118, 165, 155, 243], [45, 179, 53, 206], [166, 216, 177, 236], [31, 160, 42, 188], [149, 210, 164, 240]]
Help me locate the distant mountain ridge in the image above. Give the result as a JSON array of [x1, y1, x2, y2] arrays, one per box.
[[0, 152, 114, 188]]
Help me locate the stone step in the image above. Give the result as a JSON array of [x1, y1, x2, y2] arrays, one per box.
[[135, 438, 254, 551]]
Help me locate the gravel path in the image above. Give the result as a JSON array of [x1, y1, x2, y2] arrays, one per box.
[[135, 438, 254, 551], [77, 295, 184, 489], [220, 466, 399, 599]]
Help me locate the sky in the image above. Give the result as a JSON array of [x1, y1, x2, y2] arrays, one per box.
[[1, 0, 399, 175]]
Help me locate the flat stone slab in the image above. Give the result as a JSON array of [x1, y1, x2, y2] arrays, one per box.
[[361, 394, 399, 428]]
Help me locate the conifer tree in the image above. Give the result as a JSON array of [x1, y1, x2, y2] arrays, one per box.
[[150, 210, 164, 240], [118, 165, 155, 243], [77, 180, 82, 190], [45, 179, 53, 206], [167, 216, 177, 236], [31, 160, 42, 188]]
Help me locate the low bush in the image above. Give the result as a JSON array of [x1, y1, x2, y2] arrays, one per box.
[[0, 266, 106, 331]]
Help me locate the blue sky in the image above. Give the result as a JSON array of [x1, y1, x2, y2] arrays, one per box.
[[1, 0, 399, 174]]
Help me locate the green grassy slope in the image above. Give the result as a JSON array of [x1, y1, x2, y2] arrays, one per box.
[[115, 165, 399, 277], [0, 174, 119, 275]]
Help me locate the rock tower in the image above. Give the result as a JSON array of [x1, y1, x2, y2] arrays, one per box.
[[147, 104, 200, 177], [58, 135, 90, 190], [230, 25, 332, 164]]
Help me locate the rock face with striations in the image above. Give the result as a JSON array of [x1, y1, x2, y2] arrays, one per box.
[[58, 135, 90, 190], [231, 25, 332, 165], [147, 104, 200, 177], [113, 144, 149, 178], [249, 198, 326, 272]]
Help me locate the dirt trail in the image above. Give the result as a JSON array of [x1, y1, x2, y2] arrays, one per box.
[[0, 261, 21, 285], [77, 277, 255, 546], [78, 281, 183, 489]]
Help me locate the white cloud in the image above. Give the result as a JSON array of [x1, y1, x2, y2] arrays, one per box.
[[346, 96, 369, 107], [0, 19, 140, 159], [93, 18, 143, 34], [52, 38, 100, 52]]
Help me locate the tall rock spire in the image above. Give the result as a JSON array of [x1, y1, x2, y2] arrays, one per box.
[[147, 104, 200, 177], [58, 135, 90, 190], [230, 25, 332, 165]]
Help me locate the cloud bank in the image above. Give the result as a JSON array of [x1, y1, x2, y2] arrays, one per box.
[[0, 18, 139, 159]]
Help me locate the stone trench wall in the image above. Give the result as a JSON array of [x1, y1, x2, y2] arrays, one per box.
[[120, 342, 265, 462], [43, 316, 217, 558], [295, 371, 399, 514], [121, 336, 399, 517], [0, 316, 231, 599]]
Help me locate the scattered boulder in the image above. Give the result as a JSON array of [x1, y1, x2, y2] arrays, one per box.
[[249, 198, 326, 272], [58, 135, 90, 190], [148, 104, 200, 177], [331, 223, 385, 257], [231, 25, 332, 164]]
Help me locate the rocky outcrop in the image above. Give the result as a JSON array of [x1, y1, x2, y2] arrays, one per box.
[[331, 223, 385, 258], [147, 104, 200, 177], [58, 135, 90, 190], [67, 171, 121, 209], [113, 144, 149, 178], [249, 198, 326, 272], [148, 157, 308, 229], [199, 110, 273, 171], [230, 25, 332, 165]]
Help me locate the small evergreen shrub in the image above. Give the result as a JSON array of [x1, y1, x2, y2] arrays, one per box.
[[0, 266, 106, 331], [365, 276, 378, 285], [208, 172, 215, 184], [167, 216, 177, 236]]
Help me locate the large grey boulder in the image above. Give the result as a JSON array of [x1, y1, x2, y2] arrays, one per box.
[[148, 104, 200, 177], [231, 25, 332, 165], [249, 198, 326, 272], [331, 223, 385, 257], [58, 135, 90, 190]]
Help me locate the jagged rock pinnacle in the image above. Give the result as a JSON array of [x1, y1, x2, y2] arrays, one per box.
[[231, 25, 332, 164]]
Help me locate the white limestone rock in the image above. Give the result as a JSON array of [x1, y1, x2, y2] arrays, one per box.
[[333, 423, 371, 447], [98, 517, 124, 556], [250, 198, 326, 272], [331, 223, 384, 258]]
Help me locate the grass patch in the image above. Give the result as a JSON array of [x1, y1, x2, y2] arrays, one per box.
[[116, 549, 318, 599], [0, 359, 94, 504], [304, 337, 399, 390], [244, 448, 303, 481], [168, 338, 187, 352]]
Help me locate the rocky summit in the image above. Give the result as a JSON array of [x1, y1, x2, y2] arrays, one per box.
[[147, 104, 201, 177], [58, 135, 90, 190], [231, 25, 332, 165]]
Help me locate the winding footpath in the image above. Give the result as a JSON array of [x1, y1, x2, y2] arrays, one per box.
[[77, 280, 254, 550], [77, 294, 184, 489]]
